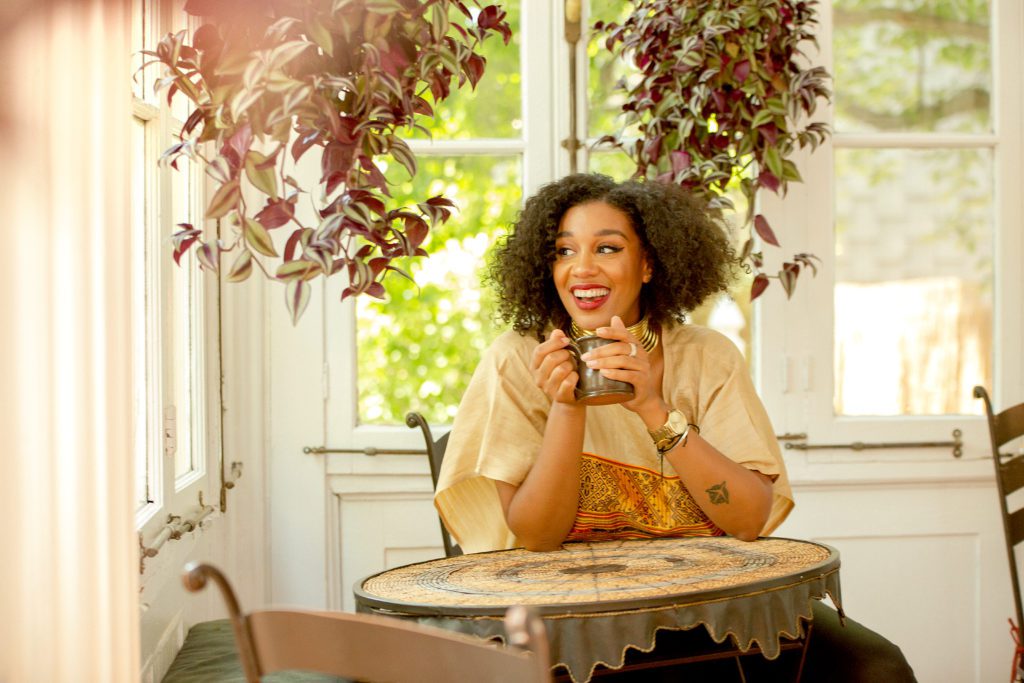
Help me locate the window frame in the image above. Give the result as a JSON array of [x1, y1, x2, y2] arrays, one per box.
[[133, 0, 222, 538], [756, 0, 1024, 471], [325, 0, 564, 451]]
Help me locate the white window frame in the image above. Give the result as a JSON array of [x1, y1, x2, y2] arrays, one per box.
[[133, 0, 221, 540], [757, 0, 1024, 477], [325, 0, 563, 452]]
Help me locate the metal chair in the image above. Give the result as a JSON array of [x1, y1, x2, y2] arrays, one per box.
[[974, 385, 1024, 682], [182, 562, 550, 683], [406, 411, 461, 557]]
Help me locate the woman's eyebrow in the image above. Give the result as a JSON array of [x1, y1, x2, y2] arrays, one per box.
[[555, 228, 629, 238]]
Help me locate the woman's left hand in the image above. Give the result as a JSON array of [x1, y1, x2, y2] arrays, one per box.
[[583, 315, 662, 414]]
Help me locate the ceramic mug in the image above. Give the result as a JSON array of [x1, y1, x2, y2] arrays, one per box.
[[565, 335, 635, 405]]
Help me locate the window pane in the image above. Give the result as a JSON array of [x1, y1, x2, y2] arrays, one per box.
[[410, 2, 521, 140], [132, 116, 151, 509], [833, 0, 991, 134], [586, 149, 634, 180], [834, 148, 993, 416], [356, 156, 522, 425], [172, 158, 197, 479]]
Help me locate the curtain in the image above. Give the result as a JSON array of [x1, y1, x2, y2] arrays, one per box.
[[0, 1, 138, 680]]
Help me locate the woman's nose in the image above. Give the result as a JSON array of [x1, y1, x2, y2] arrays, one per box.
[[572, 251, 597, 275]]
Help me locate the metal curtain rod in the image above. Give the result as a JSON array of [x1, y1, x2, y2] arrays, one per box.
[[304, 446, 427, 456], [784, 429, 963, 458]]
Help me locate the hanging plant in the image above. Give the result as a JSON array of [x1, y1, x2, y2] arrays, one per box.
[[142, 0, 511, 322], [594, 0, 832, 300]]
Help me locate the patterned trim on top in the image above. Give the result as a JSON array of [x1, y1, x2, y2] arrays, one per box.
[[566, 452, 723, 542]]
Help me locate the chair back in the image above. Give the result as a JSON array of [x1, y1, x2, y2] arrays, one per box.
[[975, 385, 1024, 630], [183, 562, 550, 683], [406, 411, 461, 557]]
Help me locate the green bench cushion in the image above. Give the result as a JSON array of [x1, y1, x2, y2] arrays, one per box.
[[161, 619, 345, 683]]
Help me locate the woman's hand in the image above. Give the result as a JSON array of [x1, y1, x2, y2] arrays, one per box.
[[584, 316, 663, 414], [530, 329, 580, 405]]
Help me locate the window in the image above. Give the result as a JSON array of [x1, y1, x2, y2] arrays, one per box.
[[760, 0, 1022, 458], [132, 0, 220, 536], [353, 2, 534, 428]]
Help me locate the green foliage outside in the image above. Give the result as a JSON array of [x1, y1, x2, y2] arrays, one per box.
[[833, 0, 990, 133], [357, 2, 522, 426], [356, 156, 520, 424], [832, 0, 993, 282]]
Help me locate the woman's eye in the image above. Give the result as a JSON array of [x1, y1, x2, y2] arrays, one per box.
[[555, 246, 575, 258], [598, 245, 623, 254]]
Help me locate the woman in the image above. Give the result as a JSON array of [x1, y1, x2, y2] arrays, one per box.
[[435, 173, 914, 681]]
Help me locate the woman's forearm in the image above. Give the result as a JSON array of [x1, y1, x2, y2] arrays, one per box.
[[498, 402, 586, 550], [663, 433, 773, 540]]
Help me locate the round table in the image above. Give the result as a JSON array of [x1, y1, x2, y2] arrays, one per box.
[[354, 536, 841, 683]]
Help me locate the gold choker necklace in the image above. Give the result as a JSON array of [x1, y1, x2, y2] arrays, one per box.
[[570, 314, 659, 354]]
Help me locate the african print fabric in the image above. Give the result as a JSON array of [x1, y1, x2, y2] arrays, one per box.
[[565, 452, 722, 542]]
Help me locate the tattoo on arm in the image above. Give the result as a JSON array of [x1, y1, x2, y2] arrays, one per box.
[[706, 481, 729, 505]]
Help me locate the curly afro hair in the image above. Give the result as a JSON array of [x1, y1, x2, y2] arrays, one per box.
[[488, 173, 737, 338]]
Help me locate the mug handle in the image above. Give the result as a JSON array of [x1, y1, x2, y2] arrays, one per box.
[[564, 338, 582, 365]]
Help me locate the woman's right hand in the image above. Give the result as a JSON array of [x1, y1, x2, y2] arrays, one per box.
[[531, 329, 580, 404]]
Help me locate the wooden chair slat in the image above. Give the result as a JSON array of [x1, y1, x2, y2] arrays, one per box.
[[1009, 508, 1024, 548], [999, 456, 1024, 496], [995, 403, 1024, 449]]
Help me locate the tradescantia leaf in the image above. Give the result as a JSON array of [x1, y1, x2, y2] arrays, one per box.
[[753, 214, 779, 247], [285, 278, 311, 325], [244, 217, 278, 257], [205, 179, 239, 219], [226, 248, 253, 282], [750, 273, 770, 301], [779, 263, 800, 299], [244, 151, 279, 199]]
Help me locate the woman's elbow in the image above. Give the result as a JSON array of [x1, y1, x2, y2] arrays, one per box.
[[732, 528, 762, 542], [522, 539, 563, 552]]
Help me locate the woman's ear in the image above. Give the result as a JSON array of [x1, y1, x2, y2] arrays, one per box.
[[642, 258, 653, 283]]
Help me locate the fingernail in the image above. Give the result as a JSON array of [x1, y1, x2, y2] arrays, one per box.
[[581, 351, 592, 360], [585, 360, 597, 368]]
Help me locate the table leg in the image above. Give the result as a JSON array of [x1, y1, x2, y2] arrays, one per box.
[[794, 622, 814, 683]]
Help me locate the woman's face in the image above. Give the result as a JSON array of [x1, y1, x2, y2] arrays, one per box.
[[552, 200, 652, 330]]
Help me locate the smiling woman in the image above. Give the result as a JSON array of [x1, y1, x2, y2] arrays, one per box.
[[438, 173, 780, 554], [434, 173, 916, 681]]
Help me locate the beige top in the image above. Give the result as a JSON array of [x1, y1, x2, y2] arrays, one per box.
[[434, 324, 794, 554]]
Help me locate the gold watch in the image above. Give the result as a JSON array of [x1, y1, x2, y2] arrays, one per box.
[[648, 409, 692, 453]]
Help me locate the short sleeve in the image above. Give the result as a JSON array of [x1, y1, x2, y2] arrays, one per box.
[[434, 332, 550, 553]]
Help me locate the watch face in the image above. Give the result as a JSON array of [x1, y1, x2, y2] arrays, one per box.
[[667, 410, 687, 434]]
